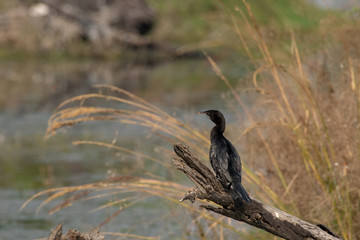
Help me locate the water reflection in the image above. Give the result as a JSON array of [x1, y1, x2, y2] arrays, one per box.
[[0, 59, 246, 239]]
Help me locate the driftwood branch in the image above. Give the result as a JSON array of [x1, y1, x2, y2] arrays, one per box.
[[47, 224, 104, 240], [39, 0, 198, 57], [173, 144, 341, 240]]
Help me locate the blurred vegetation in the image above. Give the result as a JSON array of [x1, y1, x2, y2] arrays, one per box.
[[149, 0, 327, 40], [135, 0, 342, 59], [0, 0, 348, 61]]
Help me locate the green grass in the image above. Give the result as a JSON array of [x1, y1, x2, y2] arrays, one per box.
[[148, 0, 336, 57]]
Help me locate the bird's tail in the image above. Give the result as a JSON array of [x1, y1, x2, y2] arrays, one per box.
[[232, 180, 251, 202]]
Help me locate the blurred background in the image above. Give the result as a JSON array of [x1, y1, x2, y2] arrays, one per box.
[[0, 0, 359, 239]]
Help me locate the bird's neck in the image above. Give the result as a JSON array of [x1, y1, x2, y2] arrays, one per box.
[[210, 124, 225, 140]]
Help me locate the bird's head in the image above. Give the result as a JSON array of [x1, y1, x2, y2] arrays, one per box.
[[198, 110, 225, 126]]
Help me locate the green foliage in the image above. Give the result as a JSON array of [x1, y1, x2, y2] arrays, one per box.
[[149, 0, 328, 49]]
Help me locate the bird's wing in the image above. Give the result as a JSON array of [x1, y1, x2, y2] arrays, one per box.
[[219, 151, 232, 184], [210, 141, 231, 183], [226, 139, 242, 173]]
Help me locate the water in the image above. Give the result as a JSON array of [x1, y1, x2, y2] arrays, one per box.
[[310, 0, 360, 9], [0, 58, 249, 239]]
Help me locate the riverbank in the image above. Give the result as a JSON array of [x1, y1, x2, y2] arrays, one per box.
[[0, 0, 354, 61]]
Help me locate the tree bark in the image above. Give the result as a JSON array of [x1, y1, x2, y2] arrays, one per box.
[[47, 223, 104, 240], [173, 144, 341, 240]]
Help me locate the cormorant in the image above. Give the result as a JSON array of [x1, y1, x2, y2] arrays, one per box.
[[199, 110, 251, 202]]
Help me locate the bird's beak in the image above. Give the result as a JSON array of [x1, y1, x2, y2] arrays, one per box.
[[197, 111, 206, 115]]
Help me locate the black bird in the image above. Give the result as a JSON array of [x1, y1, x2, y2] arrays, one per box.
[[199, 110, 251, 202]]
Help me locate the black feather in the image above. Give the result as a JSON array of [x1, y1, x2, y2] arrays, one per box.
[[199, 110, 251, 203]]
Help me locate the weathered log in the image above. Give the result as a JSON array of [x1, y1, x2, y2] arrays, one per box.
[[41, 0, 154, 45], [0, 1, 203, 57], [173, 144, 341, 240], [47, 223, 104, 240]]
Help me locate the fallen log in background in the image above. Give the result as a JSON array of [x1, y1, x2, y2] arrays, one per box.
[[173, 144, 341, 240]]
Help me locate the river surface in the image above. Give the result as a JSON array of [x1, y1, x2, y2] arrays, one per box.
[[0, 58, 251, 239]]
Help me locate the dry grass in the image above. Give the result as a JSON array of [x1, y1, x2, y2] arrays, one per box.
[[217, 1, 360, 239], [22, 84, 245, 239], [20, 174, 242, 239], [46, 84, 209, 157]]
